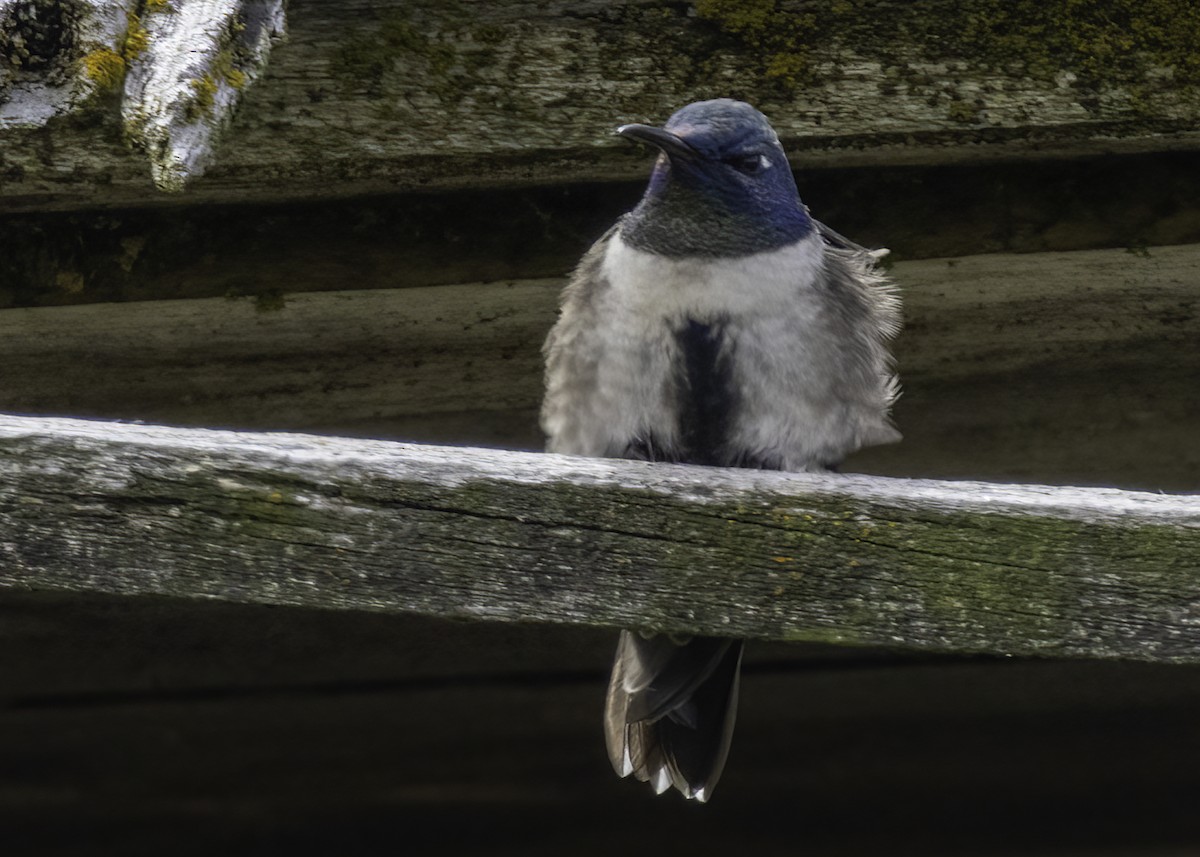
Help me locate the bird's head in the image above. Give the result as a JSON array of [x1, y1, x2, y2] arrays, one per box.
[[617, 99, 811, 257]]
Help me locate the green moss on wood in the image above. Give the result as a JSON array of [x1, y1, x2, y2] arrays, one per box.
[[690, 0, 1200, 105], [694, 0, 820, 92], [16, 419, 1198, 659], [187, 73, 218, 120], [412, 477, 1200, 655], [180, 13, 255, 121], [254, 289, 287, 312], [81, 47, 125, 91], [77, 7, 151, 94], [331, 9, 498, 105], [472, 24, 507, 45], [947, 99, 982, 124], [332, 12, 427, 92], [122, 13, 150, 62], [316, 0, 1200, 134], [956, 0, 1200, 87]]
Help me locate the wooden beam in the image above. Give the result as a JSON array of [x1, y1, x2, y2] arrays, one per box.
[[4, 0, 1200, 210], [6, 151, 1200, 310], [2, 414, 1197, 663], [2, 243, 1196, 422]]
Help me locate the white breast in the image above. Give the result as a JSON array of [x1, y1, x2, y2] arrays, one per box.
[[542, 229, 898, 468], [600, 231, 827, 325]]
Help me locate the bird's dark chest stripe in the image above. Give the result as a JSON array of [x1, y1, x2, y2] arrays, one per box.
[[674, 318, 736, 466]]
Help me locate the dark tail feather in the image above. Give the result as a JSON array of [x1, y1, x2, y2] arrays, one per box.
[[604, 631, 744, 802]]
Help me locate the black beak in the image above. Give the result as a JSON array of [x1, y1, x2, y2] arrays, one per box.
[[616, 124, 699, 161]]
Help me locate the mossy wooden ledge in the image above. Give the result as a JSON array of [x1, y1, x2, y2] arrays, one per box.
[[1, 414, 1198, 662], [5, 0, 1200, 210]]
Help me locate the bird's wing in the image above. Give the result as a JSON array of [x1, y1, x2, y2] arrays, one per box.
[[540, 225, 618, 457], [541, 221, 680, 459]]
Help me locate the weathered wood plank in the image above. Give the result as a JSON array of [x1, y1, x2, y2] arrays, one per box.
[[1, 414, 1197, 662], [4, 0, 1200, 210], [6, 151, 1200, 309], [2, 243, 1196, 421]]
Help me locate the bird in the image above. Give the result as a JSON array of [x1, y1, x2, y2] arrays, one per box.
[[540, 99, 901, 802]]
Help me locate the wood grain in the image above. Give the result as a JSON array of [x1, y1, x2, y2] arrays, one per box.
[[4, 0, 1200, 210], [2, 243, 1196, 423], [1, 414, 1197, 662]]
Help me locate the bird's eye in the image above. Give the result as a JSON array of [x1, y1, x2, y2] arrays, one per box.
[[726, 153, 769, 175]]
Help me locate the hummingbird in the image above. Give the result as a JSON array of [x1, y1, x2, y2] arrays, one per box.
[[541, 99, 901, 801]]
